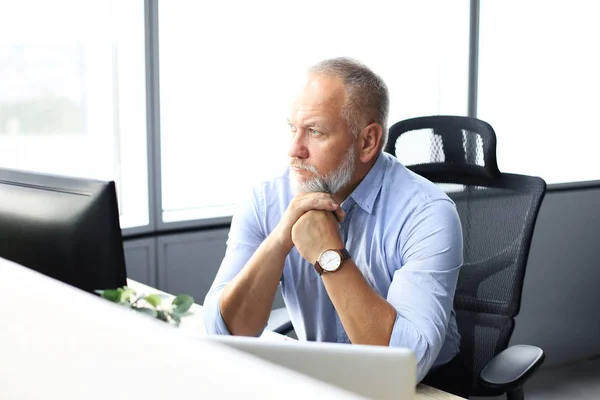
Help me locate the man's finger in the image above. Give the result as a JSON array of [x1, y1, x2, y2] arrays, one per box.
[[297, 197, 339, 214], [333, 207, 345, 223]]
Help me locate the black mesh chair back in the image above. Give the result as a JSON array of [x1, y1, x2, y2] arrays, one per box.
[[384, 115, 546, 396]]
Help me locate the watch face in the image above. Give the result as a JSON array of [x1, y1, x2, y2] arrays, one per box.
[[319, 250, 342, 272]]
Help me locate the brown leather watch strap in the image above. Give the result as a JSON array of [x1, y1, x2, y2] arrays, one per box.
[[314, 248, 351, 275], [314, 261, 325, 275]]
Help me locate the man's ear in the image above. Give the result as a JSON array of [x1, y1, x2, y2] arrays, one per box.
[[358, 123, 383, 163]]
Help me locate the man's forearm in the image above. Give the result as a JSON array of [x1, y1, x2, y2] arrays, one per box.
[[219, 233, 290, 336], [290, 209, 395, 345], [322, 260, 397, 346]]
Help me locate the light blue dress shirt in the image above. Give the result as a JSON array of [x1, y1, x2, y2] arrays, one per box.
[[204, 152, 463, 381]]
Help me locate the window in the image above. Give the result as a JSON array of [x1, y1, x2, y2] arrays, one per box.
[[158, 0, 470, 223], [0, 0, 149, 229], [478, 1, 600, 184]]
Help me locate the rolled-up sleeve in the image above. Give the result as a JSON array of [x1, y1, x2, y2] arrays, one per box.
[[387, 198, 463, 382], [203, 185, 267, 335]]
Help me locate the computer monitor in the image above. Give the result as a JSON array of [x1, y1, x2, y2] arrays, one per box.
[[0, 167, 127, 293]]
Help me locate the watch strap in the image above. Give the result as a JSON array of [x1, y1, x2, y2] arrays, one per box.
[[314, 248, 351, 275]]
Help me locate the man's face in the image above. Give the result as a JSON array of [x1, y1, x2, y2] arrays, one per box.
[[287, 73, 357, 195]]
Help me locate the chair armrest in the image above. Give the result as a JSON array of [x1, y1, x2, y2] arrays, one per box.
[[266, 307, 294, 335], [479, 344, 545, 392]]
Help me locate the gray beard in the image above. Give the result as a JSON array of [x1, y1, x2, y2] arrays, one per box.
[[290, 146, 356, 195]]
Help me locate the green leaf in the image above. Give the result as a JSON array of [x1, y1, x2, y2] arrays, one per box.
[[144, 294, 162, 308], [119, 287, 136, 303], [134, 307, 157, 318], [169, 311, 181, 326], [100, 289, 121, 303], [156, 310, 169, 322], [177, 310, 193, 318], [172, 295, 194, 314]]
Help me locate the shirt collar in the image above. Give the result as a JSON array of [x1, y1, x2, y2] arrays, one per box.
[[343, 152, 387, 215]]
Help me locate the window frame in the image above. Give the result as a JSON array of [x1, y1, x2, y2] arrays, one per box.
[[125, 0, 597, 240]]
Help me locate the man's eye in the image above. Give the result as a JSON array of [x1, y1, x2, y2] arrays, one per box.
[[288, 124, 297, 133], [309, 128, 321, 136]]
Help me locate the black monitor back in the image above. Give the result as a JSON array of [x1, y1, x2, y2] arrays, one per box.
[[0, 168, 127, 293]]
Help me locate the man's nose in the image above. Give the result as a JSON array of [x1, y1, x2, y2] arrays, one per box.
[[288, 131, 308, 159]]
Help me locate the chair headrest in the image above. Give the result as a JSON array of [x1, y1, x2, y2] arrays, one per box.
[[385, 116, 501, 183]]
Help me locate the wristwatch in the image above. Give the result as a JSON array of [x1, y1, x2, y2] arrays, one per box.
[[314, 248, 351, 275]]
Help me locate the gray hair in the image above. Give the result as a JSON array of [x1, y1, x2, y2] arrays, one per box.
[[309, 57, 390, 151]]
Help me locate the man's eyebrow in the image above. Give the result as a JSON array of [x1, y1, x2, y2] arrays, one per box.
[[286, 118, 331, 130], [301, 119, 331, 129]]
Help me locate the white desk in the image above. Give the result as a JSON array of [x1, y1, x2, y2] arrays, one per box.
[[126, 279, 465, 400], [0, 258, 367, 400]]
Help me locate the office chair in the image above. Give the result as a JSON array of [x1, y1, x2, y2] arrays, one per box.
[[382, 115, 547, 399], [268, 115, 546, 399]]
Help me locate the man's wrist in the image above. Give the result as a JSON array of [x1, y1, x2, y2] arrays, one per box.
[[269, 225, 294, 254], [312, 240, 345, 264]]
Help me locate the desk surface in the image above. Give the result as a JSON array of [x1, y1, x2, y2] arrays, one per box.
[[0, 257, 367, 400], [127, 279, 465, 400]]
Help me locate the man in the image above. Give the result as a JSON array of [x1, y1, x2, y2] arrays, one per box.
[[203, 57, 466, 394]]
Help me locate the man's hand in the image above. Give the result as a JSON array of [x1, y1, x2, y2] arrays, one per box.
[[291, 210, 344, 264], [292, 210, 397, 348], [273, 193, 345, 252]]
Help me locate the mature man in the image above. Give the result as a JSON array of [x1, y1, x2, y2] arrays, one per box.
[[204, 57, 466, 394]]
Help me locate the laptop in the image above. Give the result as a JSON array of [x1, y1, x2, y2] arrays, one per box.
[[207, 335, 416, 400]]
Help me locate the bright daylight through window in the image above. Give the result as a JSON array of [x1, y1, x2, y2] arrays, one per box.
[[158, 0, 470, 223], [0, 0, 149, 229], [478, 1, 600, 184]]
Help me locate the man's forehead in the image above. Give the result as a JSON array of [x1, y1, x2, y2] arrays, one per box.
[[287, 115, 333, 128], [287, 103, 342, 125], [288, 73, 346, 116], [303, 73, 345, 100]]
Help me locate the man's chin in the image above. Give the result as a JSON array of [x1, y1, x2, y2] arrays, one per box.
[[290, 171, 311, 185], [290, 177, 309, 194], [292, 177, 330, 194]]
